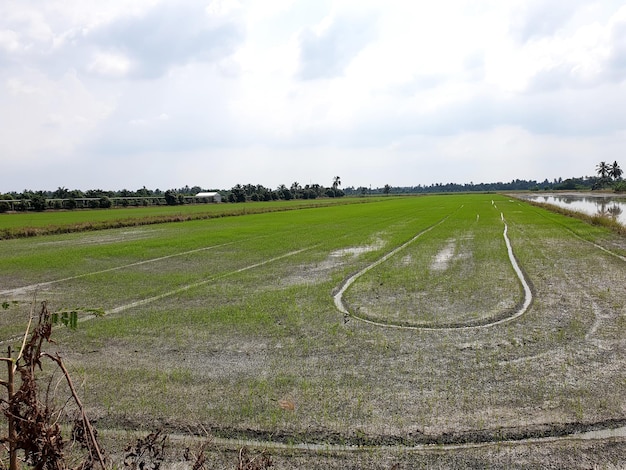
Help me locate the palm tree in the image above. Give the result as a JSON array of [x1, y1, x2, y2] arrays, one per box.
[[596, 161, 610, 179], [609, 161, 623, 181], [53, 186, 69, 199], [332, 176, 341, 197]]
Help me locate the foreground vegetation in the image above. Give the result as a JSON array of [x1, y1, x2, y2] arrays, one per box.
[[1, 194, 624, 468]]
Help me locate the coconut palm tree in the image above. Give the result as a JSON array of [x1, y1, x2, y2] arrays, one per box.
[[609, 161, 623, 181], [332, 176, 341, 197], [596, 161, 610, 179]]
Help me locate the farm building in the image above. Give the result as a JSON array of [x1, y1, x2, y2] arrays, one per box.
[[195, 192, 222, 203]]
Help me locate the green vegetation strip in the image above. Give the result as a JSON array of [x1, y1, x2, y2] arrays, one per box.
[[0, 198, 376, 239]]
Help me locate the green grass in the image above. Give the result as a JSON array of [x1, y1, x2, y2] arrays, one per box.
[[344, 196, 521, 327], [1, 194, 624, 452], [0, 197, 377, 239]]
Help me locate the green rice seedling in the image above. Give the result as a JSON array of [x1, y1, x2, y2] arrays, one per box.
[[0, 193, 624, 464]]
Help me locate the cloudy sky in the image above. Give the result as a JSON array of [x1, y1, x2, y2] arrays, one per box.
[[2, 0, 626, 192]]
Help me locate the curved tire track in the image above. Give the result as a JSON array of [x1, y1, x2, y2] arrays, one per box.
[[334, 212, 534, 330]]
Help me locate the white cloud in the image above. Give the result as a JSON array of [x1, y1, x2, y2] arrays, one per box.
[[0, 29, 20, 52], [297, 10, 378, 80], [87, 51, 131, 77], [1, 69, 113, 168], [84, 1, 244, 79], [2, 0, 626, 192]]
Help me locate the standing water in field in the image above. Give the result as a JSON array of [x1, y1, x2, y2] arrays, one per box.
[[519, 193, 626, 226]]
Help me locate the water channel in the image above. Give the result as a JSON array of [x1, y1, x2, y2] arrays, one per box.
[[518, 193, 626, 226]]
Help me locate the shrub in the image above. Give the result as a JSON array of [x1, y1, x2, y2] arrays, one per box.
[[66, 198, 77, 210], [99, 197, 112, 208], [164, 190, 179, 206], [30, 195, 46, 211]]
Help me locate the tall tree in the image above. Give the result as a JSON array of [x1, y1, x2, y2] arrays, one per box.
[[332, 176, 341, 197], [609, 161, 623, 181], [290, 182, 302, 199], [52, 186, 69, 199], [596, 161, 610, 179]]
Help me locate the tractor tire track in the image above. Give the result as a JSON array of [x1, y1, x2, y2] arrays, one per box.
[[104, 247, 313, 316], [0, 240, 243, 297], [334, 211, 534, 330], [97, 420, 626, 455]]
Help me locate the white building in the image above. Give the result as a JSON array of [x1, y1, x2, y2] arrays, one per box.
[[195, 192, 222, 203]]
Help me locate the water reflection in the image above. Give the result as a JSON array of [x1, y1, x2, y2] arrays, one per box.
[[520, 194, 626, 226]]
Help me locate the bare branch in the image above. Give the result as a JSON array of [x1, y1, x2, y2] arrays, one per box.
[[42, 352, 107, 469]]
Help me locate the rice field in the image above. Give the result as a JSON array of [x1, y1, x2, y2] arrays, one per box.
[[1, 194, 624, 468]]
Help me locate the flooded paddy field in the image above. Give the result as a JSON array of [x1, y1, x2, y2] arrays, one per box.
[[517, 192, 626, 226], [1, 194, 624, 468]]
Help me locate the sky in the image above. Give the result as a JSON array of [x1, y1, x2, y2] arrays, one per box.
[[2, 0, 626, 192]]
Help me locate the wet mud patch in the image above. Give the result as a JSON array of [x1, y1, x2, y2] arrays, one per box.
[[430, 239, 456, 271], [342, 227, 520, 328], [280, 239, 387, 287], [34, 228, 160, 247]]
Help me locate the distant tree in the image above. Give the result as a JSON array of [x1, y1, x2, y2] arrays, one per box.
[[290, 182, 302, 199], [332, 176, 341, 197], [52, 186, 70, 199], [276, 184, 292, 200], [85, 189, 111, 198], [609, 161, 623, 181], [99, 197, 112, 208], [230, 185, 246, 203], [66, 198, 77, 210], [383, 184, 391, 195], [595, 161, 614, 189], [596, 161, 610, 179], [30, 195, 46, 211], [164, 190, 179, 205], [136, 186, 151, 197]]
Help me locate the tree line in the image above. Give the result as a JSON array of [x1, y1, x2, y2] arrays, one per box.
[[345, 162, 623, 196], [1, 162, 623, 213], [0, 179, 345, 212]]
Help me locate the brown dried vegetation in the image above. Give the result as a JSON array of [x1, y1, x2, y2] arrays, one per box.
[[0, 302, 105, 469]]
